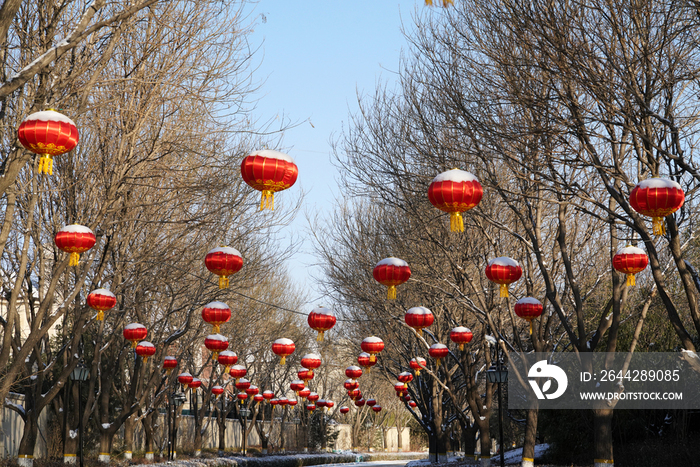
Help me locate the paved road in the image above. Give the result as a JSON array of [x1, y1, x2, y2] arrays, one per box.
[[314, 461, 415, 467]]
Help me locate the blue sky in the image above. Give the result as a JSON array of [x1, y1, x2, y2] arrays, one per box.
[[247, 1, 428, 307]]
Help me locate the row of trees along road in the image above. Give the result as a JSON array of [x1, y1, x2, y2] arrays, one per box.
[[316, 1, 700, 466], [0, 0, 312, 465]]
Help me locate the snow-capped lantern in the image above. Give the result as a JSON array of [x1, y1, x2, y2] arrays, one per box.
[[135, 341, 156, 363], [409, 400, 417, 409], [55, 225, 96, 266], [263, 390, 275, 401], [288, 399, 298, 407], [217, 351, 238, 373], [361, 336, 384, 363], [254, 394, 265, 403], [613, 246, 649, 287], [514, 297, 544, 335], [235, 378, 251, 392], [163, 356, 178, 374], [307, 392, 320, 403], [204, 334, 229, 359], [212, 386, 224, 397], [87, 288, 116, 321], [18, 110, 79, 175], [317, 399, 327, 409], [278, 397, 289, 407], [298, 387, 311, 399], [394, 382, 407, 397], [290, 380, 305, 395], [325, 401, 334, 410], [485, 257, 522, 297], [354, 398, 366, 407], [428, 168, 483, 232], [373, 257, 411, 299], [629, 178, 685, 235], [344, 379, 359, 391], [306, 404, 316, 411], [241, 149, 299, 210], [345, 365, 363, 379], [405, 306, 434, 336], [272, 338, 295, 365], [372, 405, 382, 413], [298, 369, 314, 382], [300, 353, 322, 377], [201, 301, 231, 334], [398, 371, 413, 388], [229, 365, 247, 383], [429, 343, 449, 363], [340, 406, 350, 414], [307, 306, 336, 341], [270, 398, 280, 406], [236, 392, 248, 403], [245, 385, 259, 397], [348, 388, 362, 400], [358, 352, 376, 373], [450, 326, 473, 351], [410, 357, 427, 376], [178, 372, 193, 390], [205, 246, 243, 289], [403, 394, 411, 402], [123, 323, 147, 348], [189, 378, 202, 391], [366, 399, 377, 407]]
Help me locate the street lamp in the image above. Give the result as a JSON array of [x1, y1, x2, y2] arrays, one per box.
[[170, 392, 186, 460], [70, 362, 89, 467], [486, 352, 508, 467], [240, 407, 251, 455]]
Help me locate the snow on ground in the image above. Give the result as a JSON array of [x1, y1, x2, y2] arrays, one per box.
[[405, 444, 549, 466]]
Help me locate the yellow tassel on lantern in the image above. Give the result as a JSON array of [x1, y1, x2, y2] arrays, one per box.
[[652, 217, 665, 235], [143, 356, 149, 364], [259, 190, 274, 211], [415, 369, 420, 376], [219, 276, 229, 289], [212, 324, 220, 333], [97, 311, 104, 321], [459, 343, 465, 351], [403, 382, 408, 389], [38, 154, 54, 175], [418, 329, 423, 337], [69, 252, 80, 266], [499, 283, 509, 297], [387, 285, 397, 300], [212, 352, 219, 360], [626, 274, 636, 287], [317, 331, 324, 342], [131, 341, 138, 349], [529, 321, 534, 336], [182, 384, 189, 390], [450, 212, 465, 232], [370, 354, 376, 363], [280, 356, 286, 365]]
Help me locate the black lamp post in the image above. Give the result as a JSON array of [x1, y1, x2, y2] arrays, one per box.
[[486, 348, 508, 467], [240, 406, 251, 455], [170, 392, 186, 460], [70, 362, 89, 467]]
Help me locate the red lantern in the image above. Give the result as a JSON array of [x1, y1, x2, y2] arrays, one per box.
[[290, 380, 305, 395], [123, 323, 147, 348], [272, 338, 295, 365], [246, 385, 259, 397], [629, 178, 685, 235], [205, 246, 243, 289], [358, 352, 376, 373], [325, 401, 334, 409], [403, 395, 411, 402], [55, 225, 96, 266], [429, 343, 449, 363], [307, 392, 320, 403], [270, 399, 280, 406], [135, 341, 156, 363], [229, 365, 247, 382], [204, 334, 229, 359], [405, 306, 434, 336], [450, 327, 473, 351], [410, 357, 427, 376], [163, 356, 178, 374], [409, 400, 417, 408], [340, 406, 350, 414], [254, 394, 265, 403], [372, 405, 382, 413], [361, 337, 384, 363], [298, 387, 311, 399], [18, 110, 79, 175], [87, 288, 116, 321], [514, 297, 544, 335], [366, 399, 377, 407], [201, 301, 231, 333], [278, 397, 289, 406], [240, 149, 299, 210], [373, 257, 411, 299], [307, 307, 336, 342], [189, 378, 202, 390], [300, 353, 322, 375], [235, 378, 251, 392], [178, 372, 193, 390], [344, 379, 359, 391], [218, 351, 238, 373], [355, 398, 366, 407], [485, 257, 522, 297], [398, 371, 413, 388], [298, 369, 314, 382], [306, 404, 316, 411], [428, 169, 483, 232], [263, 390, 275, 401], [288, 399, 298, 407], [345, 365, 363, 379], [212, 385, 225, 397], [613, 246, 649, 287], [394, 382, 406, 396], [317, 399, 327, 408], [237, 392, 248, 403], [348, 388, 362, 400]]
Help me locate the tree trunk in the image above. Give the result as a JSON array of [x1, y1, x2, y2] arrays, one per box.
[[436, 428, 448, 463], [217, 417, 227, 453], [479, 425, 491, 467], [521, 408, 538, 467], [124, 415, 135, 460], [98, 430, 113, 463], [462, 423, 478, 465], [64, 383, 79, 464], [142, 411, 155, 461], [593, 408, 614, 467], [17, 411, 37, 467], [396, 425, 403, 452]]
